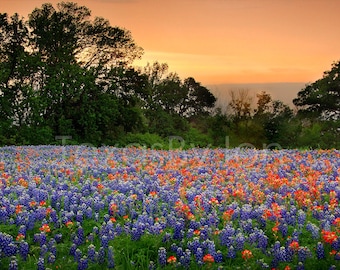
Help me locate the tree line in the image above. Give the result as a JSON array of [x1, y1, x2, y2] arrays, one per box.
[[0, 2, 339, 149]]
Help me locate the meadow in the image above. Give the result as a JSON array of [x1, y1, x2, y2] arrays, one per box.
[[0, 145, 339, 269]]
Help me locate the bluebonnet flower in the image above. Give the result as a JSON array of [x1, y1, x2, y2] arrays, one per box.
[[162, 232, 172, 243], [298, 246, 311, 262], [78, 256, 88, 270], [148, 261, 156, 270], [316, 242, 325, 259], [214, 250, 223, 263], [92, 226, 99, 235], [101, 235, 109, 249], [241, 219, 253, 234], [234, 232, 245, 251], [8, 242, 18, 257], [37, 257, 45, 270], [219, 224, 235, 246], [179, 249, 191, 268], [173, 221, 184, 240], [18, 225, 26, 236], [54, 233, 62, 243], [175, 246, 184, 259], [48, 254, 56, 264], [87, 244, 96, 262], [194, 237, 203, 251], [108, 246, 115, 268], [75, 248, 82, 263], [158, 247, 167, 267], [98, 247, 105, 264], [256, 259, 269, 269], [199, 226, 210, 241], [19, 241, 29, 261], [0, 232, 17, 256], [248, 232, 257, 245], [131, 222, 144, 241], [85, 207, 92, 219], [335, 252, 340, 260], [76, 210, 83, 223], [70, 243, 77, 256], [296, 262, 304, 270], [40, 244, 48, 257], [226, 246, 236, 259], [77, 226, 84, 245], [206, 240, 217, 257], [279, 223, 288, 238], [277, 246, 289, 262], [195, 247, 203, 263], [297, 209, 306, 226], [8, 256, 18, 270], [306, 222, 319, 239]]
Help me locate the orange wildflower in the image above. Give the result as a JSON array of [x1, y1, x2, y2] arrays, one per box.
[[29, 201, 37, 207], [209, 197, 219, 205], [167, 255, 177, 264], [149, 191, 157, 197], [272, 221, 280, 233], [322, 230, 338, 244], [39, 201, 46, 207], [65, 221, 73, 228], [97, 183, 104, 191], [289, 240, 299, 251], [15, 204, 23, 214], [241, 249, 253, 260], [110, 203, 118, 215], [223, 209, 234, 221], [39, 224, 51, 233], [203, 254, 215, 263], [193, 230, 200, 236], [16, 233, 25, 241]]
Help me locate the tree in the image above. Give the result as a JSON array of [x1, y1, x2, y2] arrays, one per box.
[[228, 89, 253, 120], [293, 60, 340, 120], [254, 91, 272, 116], [0, 13, 34, 127], [181, 77, 216, 117]]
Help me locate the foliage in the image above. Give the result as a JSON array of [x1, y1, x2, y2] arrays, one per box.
[[293, 60, 340, 120]]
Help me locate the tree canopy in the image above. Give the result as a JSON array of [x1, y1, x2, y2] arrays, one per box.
[[293, 60, 340, 120]]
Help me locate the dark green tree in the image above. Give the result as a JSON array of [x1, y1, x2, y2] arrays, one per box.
[[293, 61, 340, 149], [293, 61, 340, 120]]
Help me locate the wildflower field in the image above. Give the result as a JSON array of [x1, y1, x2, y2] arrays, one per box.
[[0, 146, 340, 270]]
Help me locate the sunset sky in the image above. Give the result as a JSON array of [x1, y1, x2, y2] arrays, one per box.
[[2, 0, 340, 104]]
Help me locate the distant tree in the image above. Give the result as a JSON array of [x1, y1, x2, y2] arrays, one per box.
[[228, 89, 253, 120], [254, 91, 272, 116]]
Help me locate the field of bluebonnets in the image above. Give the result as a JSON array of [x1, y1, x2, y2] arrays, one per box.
[[0, 145, 340, 270]]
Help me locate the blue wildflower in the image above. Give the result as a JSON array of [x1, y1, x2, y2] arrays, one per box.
[[108, 246, 115, 269], [158, 247, 167, 267]]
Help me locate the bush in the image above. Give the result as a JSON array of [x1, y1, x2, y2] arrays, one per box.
[[117, 132, 167, 149]]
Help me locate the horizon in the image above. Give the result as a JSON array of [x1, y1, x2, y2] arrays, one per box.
[[208, 82, 307, 109]]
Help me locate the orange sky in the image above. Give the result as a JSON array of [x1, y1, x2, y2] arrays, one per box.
[[2, 0, 340, 86]]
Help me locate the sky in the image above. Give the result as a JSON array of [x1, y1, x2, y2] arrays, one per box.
[[2, 0, 340, 105]]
